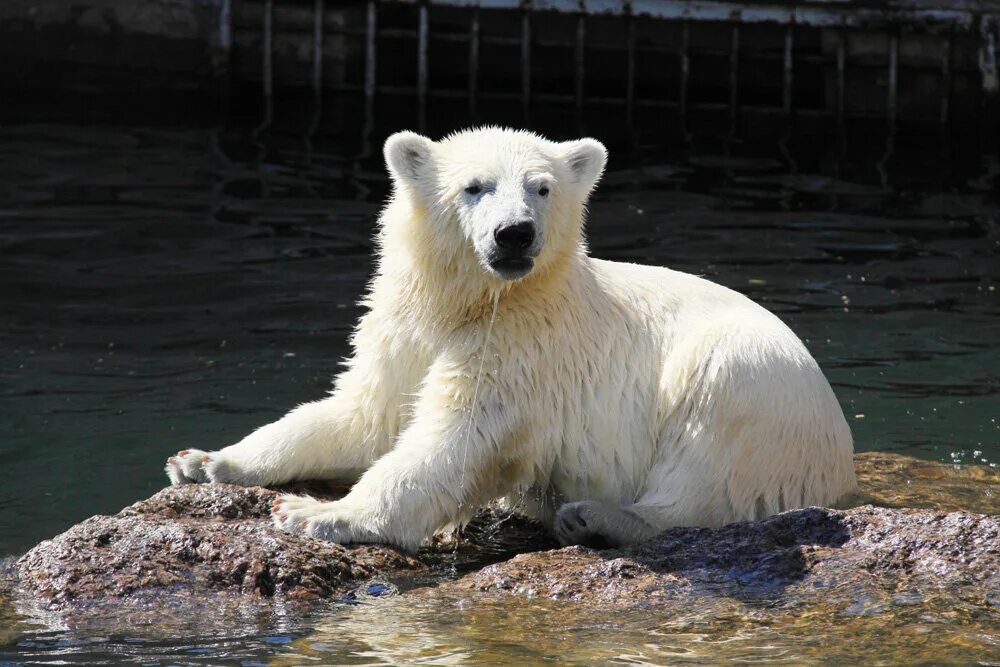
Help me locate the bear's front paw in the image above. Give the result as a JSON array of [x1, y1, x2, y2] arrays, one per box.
[[165, 450, 258, 486], [165, 449, 213, 485], [271, 495, 380, 544]]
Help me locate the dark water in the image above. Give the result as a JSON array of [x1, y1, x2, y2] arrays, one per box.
[[0, 121, 998, 664]]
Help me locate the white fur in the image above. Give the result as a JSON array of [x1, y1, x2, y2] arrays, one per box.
[[166, 127, 856, 550]]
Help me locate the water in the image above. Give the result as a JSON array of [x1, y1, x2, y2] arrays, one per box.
[[0, 120, 998, 663], [3, 593, 997, 665]]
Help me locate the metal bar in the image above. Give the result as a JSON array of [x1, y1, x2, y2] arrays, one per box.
[[940, 31, 954, 182], [272, 17, 976, 69], [369, 0, 976, 30], [575, 11, 585, 133], [836, 31, 845, 122], [779, 23, 795, 170], [252, 0, 274, 142], [729, 24, 740, 137], [783, 24, 793, 115], [418, 2, 429, 132], [887, 32, 899, 128], [364, 0, 378, 124], [252, 0, 273, 197], [626, 4, 636, 129], [680, 21, 689, 138], [216, 0, 233, 120], [352, 24, 816, 60], [235, 2, 987, 36], [312, 0, 323, 97], [469, 8, 479, 119], [267, 20, 887, 68], [358, 0, 378, 162], [836, 29, 846, 152], [941, 32, 953, 127], [336, 84, 851, 116], [219, 0, 232, 65], [879, 32, 899, 187], [305, 0, 324, 165], [978, 22, 999, 156], [521, 4, 531, 125]]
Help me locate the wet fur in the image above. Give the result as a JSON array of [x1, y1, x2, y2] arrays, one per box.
[[166, 127, 857, 550]]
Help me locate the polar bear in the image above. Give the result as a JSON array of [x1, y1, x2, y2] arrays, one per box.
[[165, 127, 856, 550]]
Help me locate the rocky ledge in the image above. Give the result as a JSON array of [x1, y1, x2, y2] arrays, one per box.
[[13, 482, 553, 611], [15, 484, 424, 606], [10, 452, 999, 614], [453, 504, 999, 608]]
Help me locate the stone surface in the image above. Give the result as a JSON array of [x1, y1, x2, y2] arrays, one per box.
[[453, 505, 1000, 607], [15, 484, 424, 606], [11, 453, 999, 614]]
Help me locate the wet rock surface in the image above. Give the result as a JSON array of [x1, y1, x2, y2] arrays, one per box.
[[10, 453, 999, 616], [454, 505, 1000, 607], [15, 484, 425, 606]]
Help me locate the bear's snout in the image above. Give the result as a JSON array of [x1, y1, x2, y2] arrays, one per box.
[[488, 220, 538, 280], [494, 221, 535, 251]]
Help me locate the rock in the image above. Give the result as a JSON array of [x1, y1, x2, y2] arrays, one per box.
[[12, 481, 554, 613], [452, 505, 1000, 608], [10, 452, 998, 617], [15, 484, 425, 607]]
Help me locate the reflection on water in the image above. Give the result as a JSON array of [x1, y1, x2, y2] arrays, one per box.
[[3, 556, 999, 665], [273, 593, 1000, 666], [852, 451, 999, 515], [0, 121, 998, 664]]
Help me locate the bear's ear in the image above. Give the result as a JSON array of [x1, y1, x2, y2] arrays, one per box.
[[560, 138, 608, 192], [384, 131, 435, 185]]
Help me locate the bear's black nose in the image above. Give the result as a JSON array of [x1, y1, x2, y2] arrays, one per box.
[[494, 222, 535, 251]]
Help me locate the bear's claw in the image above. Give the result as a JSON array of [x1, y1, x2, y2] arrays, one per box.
[[164, 449, 259, 486], [165, 448, 212, 485], [270, 494, 381, 544], [554, 501, 595, 546], [553, 500, 617, 548]]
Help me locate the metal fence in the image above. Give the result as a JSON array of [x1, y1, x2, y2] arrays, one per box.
[[228, 0, 1000, 146]]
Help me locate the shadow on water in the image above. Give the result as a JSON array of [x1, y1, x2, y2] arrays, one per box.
[[0, 99, 998, 663]]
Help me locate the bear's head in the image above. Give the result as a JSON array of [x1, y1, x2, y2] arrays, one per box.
[[382, 127, 606, 284]]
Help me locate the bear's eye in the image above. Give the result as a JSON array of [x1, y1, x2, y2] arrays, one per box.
[[538, 186, 550, 197], [465, 184, 482, 195]]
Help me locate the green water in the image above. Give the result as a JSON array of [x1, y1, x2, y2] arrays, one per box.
[[0, 123, 998, 664], [3, 591, 998, 665]]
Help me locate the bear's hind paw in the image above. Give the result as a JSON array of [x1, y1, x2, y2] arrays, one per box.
[[554, 501, 621, 549]]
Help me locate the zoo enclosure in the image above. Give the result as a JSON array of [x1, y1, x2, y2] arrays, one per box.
[[226, 0, 1000, 146], [1, 0, 998, 150]]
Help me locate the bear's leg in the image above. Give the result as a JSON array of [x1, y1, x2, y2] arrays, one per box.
[[271, 356, 526, 549], [553, 500, 661, 547], [165, 396, 376, 487], [270, 413, 506, 549], [165, 356, 418, 486]]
